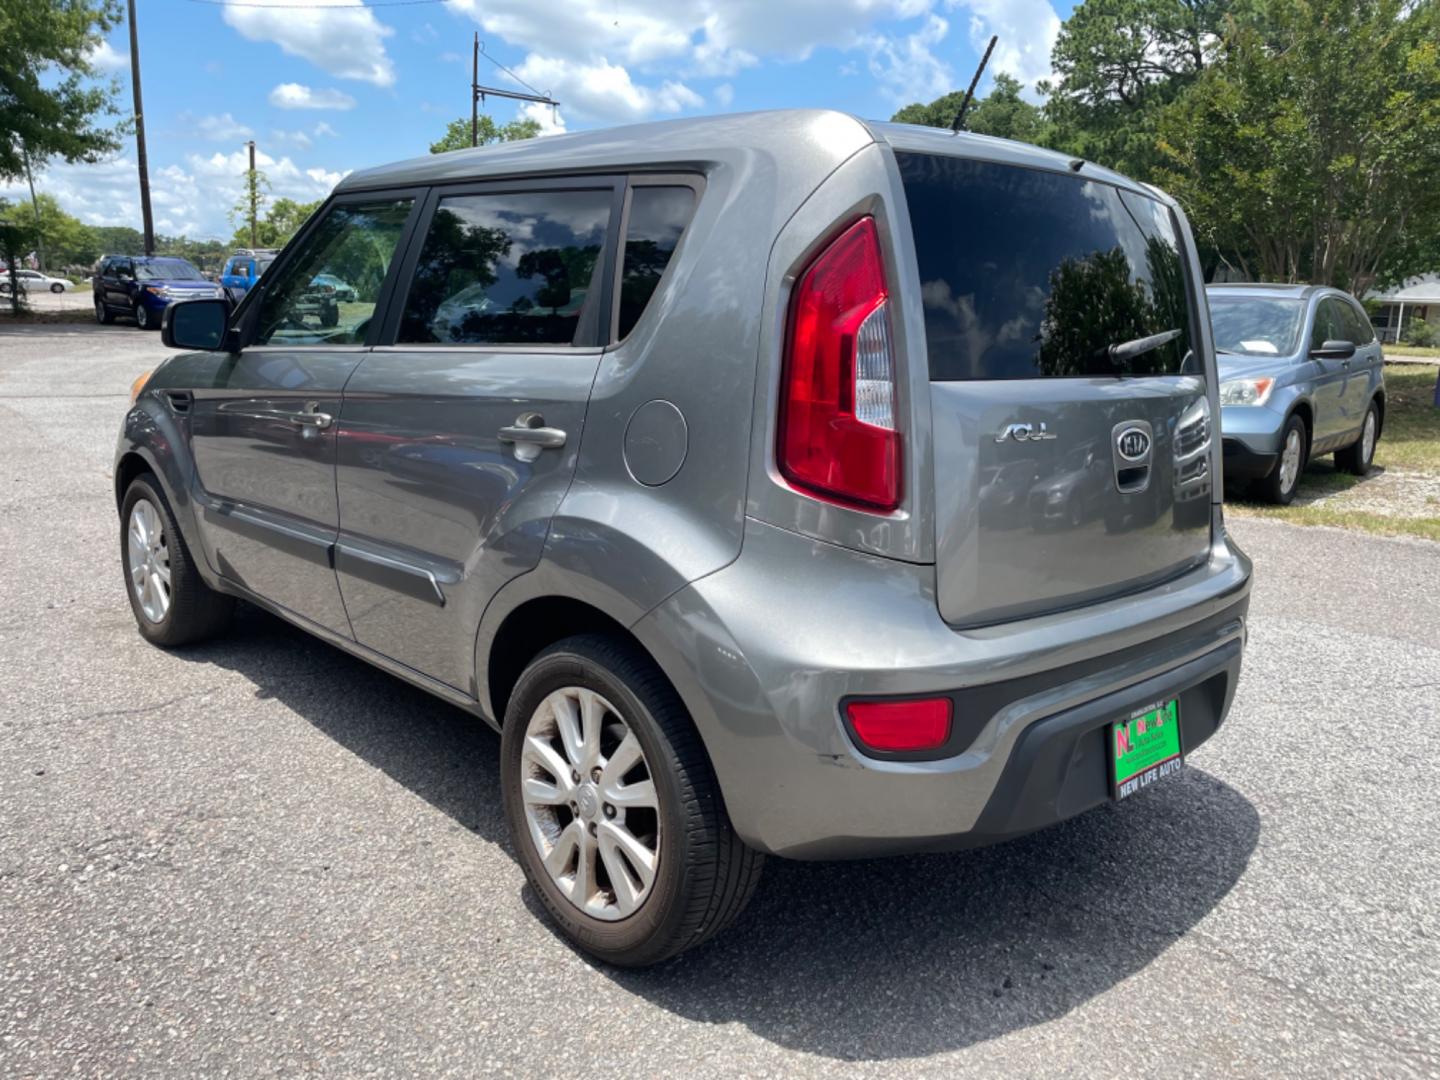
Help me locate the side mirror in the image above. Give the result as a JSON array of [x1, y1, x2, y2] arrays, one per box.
[[1311, 339, 1356, 361], [162, 297, 230, 351]]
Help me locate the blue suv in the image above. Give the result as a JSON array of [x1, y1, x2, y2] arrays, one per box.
[[93, 255, 224, 330], [220, 249, 278, 303]]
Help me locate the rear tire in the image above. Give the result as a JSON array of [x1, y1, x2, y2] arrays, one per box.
[[1336, 401, 1378, 476], [95, 297, 112, 324], [1259, 414, 1307, 505], [501, 634, 763, 967], [120, 474, 234, 646]]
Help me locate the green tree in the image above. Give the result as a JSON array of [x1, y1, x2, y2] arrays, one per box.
[[429, 115, 542, 154], [0, 0, 124, 182], [228, 197, 321, 249], [1043, 0, 1237, 178], [0, 200, 29, 315], [1154, 0, 1440, 294], [229, 167, 270, 247], [892, 74, 1049, 144]]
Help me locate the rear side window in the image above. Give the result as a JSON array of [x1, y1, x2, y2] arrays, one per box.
[[397, 189, 613, 346], [616, 185, 696, 340], [897, 153, 1195, 380]]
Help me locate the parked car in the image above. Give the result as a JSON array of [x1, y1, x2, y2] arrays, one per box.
[[1209, 283, 1385, 503], [1, 268, 74, 294], [115, 111, 1251, 966], [310, 273, 357, 302], [93, 255, 225, 330], [219, 249, 278, 302]]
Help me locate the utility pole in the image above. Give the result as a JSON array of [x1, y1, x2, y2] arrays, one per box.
[[246, 140, 258, 246], [470, 37, 559, 147], [21, 145, 44, 272], [127, 0, 155, 255]]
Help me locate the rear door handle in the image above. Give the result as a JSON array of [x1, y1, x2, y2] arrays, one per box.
[[498, 412, 567, 461]]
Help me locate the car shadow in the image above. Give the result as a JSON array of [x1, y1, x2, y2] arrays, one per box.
[[178, 605, 1260, 1063]]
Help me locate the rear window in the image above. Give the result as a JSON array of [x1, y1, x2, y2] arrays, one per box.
[[616, 185, 696, 340], [897, 153, 1196, 380]]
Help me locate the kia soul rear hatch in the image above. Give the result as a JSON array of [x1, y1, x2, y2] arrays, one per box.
[[897, 153, 1213, 628]]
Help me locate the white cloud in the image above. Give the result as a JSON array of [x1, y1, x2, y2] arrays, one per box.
[[223, 0, 395, 87], [714, 82, 735, 107], [0, 147, 349, 244], [865, 13, 953, 104], [193, 113, 255, 141], [949, 0, 1061, 97], [269, 121, 340, 151], [510, 54, 702, 123], [268, 83, 357, 111], [518, 101, 567, 135], [86, 39, 129, 73]]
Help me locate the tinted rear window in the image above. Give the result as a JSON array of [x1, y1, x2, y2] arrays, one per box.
[[897, 153, 1195, 380], [616, 185, 696, 340]]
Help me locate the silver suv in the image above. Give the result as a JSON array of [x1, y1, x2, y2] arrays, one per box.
[[115, 111, 1252, 966]]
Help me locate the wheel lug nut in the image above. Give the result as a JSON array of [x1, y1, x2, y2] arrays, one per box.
[[591, 768, 601, 782], [587, 821, 597, 837], [571, 770, 580, 784], [603, 804, 616, 819]]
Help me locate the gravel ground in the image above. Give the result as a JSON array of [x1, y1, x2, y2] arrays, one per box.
[[2, 322, 1438, 1078]]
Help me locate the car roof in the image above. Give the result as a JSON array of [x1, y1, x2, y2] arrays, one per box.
[[1206, 282, 1334, 301], [336, 108, 1157, 199]]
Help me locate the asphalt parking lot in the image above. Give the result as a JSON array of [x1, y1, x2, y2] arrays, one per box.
[[2, 321, 1438, 1078]]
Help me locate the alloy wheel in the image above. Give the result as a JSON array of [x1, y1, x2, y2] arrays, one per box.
[[126, 498, 171, 623], [520, 686, 660, 921]]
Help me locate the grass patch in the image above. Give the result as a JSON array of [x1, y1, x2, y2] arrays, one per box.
[[1227, 364, 1440, 541], [1386, 345, 1440, 360]]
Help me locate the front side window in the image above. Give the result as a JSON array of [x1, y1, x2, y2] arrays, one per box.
[[1209, 296, 1305, 357], [1311, 298, 1345, 350], [397, 188, 613, 346], [255, 198, 413, 347], [898, 153, 1195, 380], [1340, 300, 1374, 346], [616, 185, 696, 340]]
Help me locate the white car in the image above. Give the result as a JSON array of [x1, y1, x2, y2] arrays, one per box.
[[1, 269, 75, 294]]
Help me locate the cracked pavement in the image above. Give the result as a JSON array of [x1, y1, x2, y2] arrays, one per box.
[[2, 322, 1438, 1077]]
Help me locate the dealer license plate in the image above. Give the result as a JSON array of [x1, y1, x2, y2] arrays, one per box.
[[1111, 699, 1182, 800]]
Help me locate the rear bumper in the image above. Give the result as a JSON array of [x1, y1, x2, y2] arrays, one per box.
[[634, 514, 1252, 859]]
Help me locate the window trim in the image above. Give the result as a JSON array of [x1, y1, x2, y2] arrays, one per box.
[[233, 186, 427, 351], [608, 172, 706, 347], [375, 174, 627, 350]]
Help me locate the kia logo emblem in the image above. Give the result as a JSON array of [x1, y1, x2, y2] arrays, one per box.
[[1116, 427, 1151, 461]]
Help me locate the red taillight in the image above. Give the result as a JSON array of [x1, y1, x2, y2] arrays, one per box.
[[846, 698, 952, 752], [778, 217, 901, 513]]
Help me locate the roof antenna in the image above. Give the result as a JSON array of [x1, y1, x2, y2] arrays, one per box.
[[951, 35, 998, 134]]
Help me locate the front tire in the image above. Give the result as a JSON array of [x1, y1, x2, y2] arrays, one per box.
[[501, 635, 763, 967], [50, 282, 63, 294], [1336, 402, 1379, 476], [120, 475, 234, 646], [135, 303, 156, 330], [1259, 414, 1307, 505]]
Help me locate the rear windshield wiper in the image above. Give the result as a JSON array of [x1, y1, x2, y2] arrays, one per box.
[[1103, 328, 1183, 369]]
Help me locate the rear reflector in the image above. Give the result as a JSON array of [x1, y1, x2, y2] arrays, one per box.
[[846, 698, 952, 752], [778, 216, 901, 513]]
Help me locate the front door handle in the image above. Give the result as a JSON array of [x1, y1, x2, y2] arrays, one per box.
[[284, 401, 333, 430], [498, 412, 567, 461]]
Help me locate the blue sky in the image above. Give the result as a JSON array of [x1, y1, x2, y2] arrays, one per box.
[[4, 0, 1077, 241]]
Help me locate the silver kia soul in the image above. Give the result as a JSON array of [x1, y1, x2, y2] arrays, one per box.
[[115, 110, 1252, 965]]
